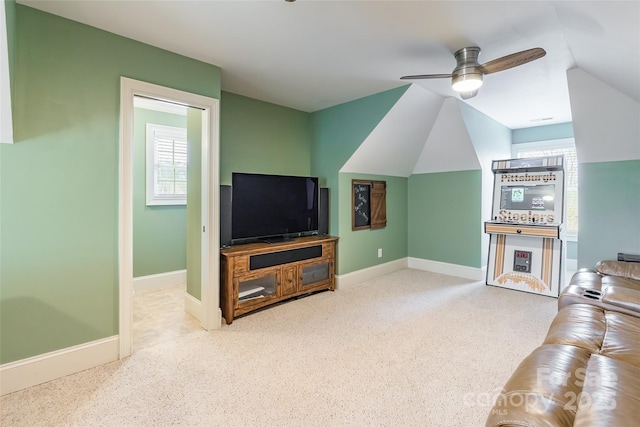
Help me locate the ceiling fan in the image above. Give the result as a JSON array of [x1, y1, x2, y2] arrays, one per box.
[[400, 46, 546, 99]]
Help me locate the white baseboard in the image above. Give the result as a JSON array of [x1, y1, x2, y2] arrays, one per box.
[[133, 269, 186, 292], [0, 336, 119, 396], [408, 257, 486, 281], [184, 292, 202, 322], [336, 258, 408, 289]]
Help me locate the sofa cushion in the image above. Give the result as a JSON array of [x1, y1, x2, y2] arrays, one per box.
[[543, 304, 640, 367], [558, 284, 640, 318], [596, 260, 640, 281], [601, 274, 640, 291], [543, 304, 605, 353], [601, 286, 640, 313], [600, 311, 640, 368], [486, 344, 592, 426], [568, 270, 602, 290], [572, 354, 640, 427], [566, 263, 640, 293]]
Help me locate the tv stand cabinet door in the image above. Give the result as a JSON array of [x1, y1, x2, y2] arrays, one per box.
[[298, 259, 334, 293], [281, 266, 297, 296], [234, 270, 280, 316]]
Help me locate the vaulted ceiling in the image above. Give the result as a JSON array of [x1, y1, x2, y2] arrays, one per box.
[[19, 0, 640, 129]]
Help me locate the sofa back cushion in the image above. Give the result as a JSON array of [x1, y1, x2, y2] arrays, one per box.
[[596, 260, 640, 282]]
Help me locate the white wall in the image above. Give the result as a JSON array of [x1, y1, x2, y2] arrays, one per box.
[[567, 68, 640, 164], [412, 97, 480, 174], [1, 1, 14, 144], [340, 84, 442, 177]]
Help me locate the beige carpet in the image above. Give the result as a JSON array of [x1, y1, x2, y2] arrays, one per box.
[[132, 283, 201, 352], [1, 269, 558, 426]]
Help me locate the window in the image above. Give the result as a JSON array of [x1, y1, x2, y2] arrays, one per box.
[[146, 123, 188, 206], [513, 138, 578, 238]]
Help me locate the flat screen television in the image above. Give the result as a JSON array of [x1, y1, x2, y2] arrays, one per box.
[[231, 172, 319, 243]]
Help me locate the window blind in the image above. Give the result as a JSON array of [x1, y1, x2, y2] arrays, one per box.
[[146, 123, 187, 206]]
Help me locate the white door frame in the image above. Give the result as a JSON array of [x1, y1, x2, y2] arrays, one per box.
[[118, 77, 221, 358]]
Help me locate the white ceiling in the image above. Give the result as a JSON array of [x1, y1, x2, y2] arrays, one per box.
[[19, 0, 640, 129]]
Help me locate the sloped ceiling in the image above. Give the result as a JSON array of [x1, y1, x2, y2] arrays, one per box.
[[340, 85, 442, 177], [413, 97, 480, 174], [343, 67, 640, 178], [567, 68, 640, 164], [341, 85, 482, 177]]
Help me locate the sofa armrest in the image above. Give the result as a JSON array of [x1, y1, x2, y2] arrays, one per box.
[[486, 344, 592, 427], [602, 286, 640, 313], [596, 260, 640, 282]]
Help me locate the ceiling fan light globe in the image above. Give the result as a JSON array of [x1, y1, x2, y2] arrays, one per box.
[[451, 74, 483, 92]]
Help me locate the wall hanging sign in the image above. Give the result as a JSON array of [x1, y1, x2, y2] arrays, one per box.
[[352, 180, 387, 231]]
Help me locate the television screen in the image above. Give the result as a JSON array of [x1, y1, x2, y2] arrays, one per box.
[[231, 173, 319, 242], [500, 184, 555, 211]]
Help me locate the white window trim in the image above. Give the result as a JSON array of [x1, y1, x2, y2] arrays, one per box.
[[0, 2, 13, 144], [145, 123, 188, 206], [513, 137, 578, 241]]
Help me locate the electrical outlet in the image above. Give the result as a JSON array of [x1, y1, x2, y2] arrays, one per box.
[[378, 248, 383, 258]]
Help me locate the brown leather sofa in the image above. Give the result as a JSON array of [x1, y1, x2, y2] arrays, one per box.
[[557, 261, 640, 317], [486, 261, 640, 426]]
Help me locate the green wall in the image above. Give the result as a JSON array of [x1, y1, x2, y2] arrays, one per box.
[[310, 86, 409, 274], [0, 5, 220, 364], [220, 91, 311, 184], [338, 173, 408, 274], [511, 122, 574, 144], [221, 88, 410, 276], [578, 159, 640, 268], [133, 107, 187, 278], [408, 170, 483, 268]]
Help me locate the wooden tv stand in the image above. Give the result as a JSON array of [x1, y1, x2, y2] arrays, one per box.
[[220, 235, 338, 324]]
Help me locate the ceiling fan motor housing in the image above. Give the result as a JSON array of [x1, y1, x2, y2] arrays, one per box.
[[451, 46, 483, 92]]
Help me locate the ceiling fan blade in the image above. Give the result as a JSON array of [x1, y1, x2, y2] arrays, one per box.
[[400, 73, 452, 80], [460, 90, 478, 100], [480, 48, 546, 75]]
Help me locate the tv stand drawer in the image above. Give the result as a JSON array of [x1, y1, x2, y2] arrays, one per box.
[[232, 256, 250, 276]]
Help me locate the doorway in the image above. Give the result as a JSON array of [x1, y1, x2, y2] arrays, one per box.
[[131, 97, 196, 351], [119, 77, 221, 358]]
